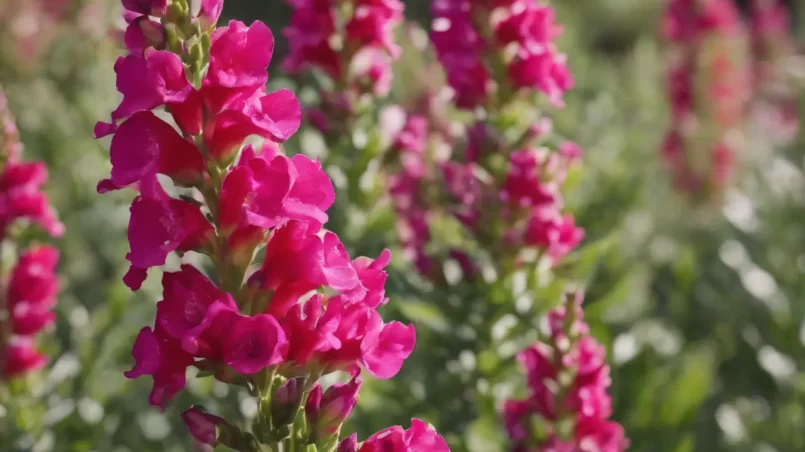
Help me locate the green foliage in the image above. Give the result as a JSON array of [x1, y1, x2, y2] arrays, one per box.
[[1, 0, 804, 451]]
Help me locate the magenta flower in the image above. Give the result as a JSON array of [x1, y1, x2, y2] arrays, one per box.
[[155, 265, 230, 342], [357, 419, 450, 452], [306, 378, 362, 439], [97, 3, 448, 448], [250, 221, 358, 316], [221, 312, 289, 374], [282, 6, 341, 78], [312, 298, 415, 379], [338, 434, 359, 452], [662, 0, 748, 199], [503, 294, 628, 452], [349, 248, 391, 308], [391, 115, 428, 154], [95, 51, 193, 136], [203, 88, 302, 163], [0, 86, 62, 380], [508, 50, 574, 107], [344, 0, 403, 57], [230, 145, 334, 230], [98, 23, 302, 161], [204, 21, 276, 113], [122, 0, 168, 16], [352, 49, 394, 97], [124, 17, 166, 55], [524, 208, 584, 262], [494, 2, 562, 45], [7, 246, 59, 336], [430, 0, 571, 109], [197, 0, 225, 30], [3, 339, 48, 378], [280, 294, 342, 366], [124, 182, 212, 290], [181, 406, 227, 445], [0, 160, 64, 239], [282, 0, 403, 95], [101, 110, 205, 192], [504, 151, 554, 202], [359, 320, 416, 379], [124, 326, 195, 409]]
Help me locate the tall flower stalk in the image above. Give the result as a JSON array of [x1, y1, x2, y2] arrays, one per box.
[[366, 1, 622, 449], [95, 0, 449, 450], [661, 0, 750, 202], [0, 86, 63, 445], [0, 86, 63, 381], [282, 0, 404, 228], [748, 0, 799, 145], [503, 293, 628, 451]]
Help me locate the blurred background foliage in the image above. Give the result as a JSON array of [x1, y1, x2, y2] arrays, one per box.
[[0, 0, 804, 451]]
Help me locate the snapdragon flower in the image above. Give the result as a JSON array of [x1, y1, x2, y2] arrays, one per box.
[[0, 86, 63, 379], [95, 1, 448, 449]]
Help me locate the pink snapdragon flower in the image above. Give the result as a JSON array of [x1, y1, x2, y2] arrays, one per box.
[[0, 160, 65, 241], [337, 419, 450, 452], [748, 0, 799, 144], [182, 406, 227, 446], [96, 2, 444, 449], [377, 2, 582, 282], [387, 111, 437, 278], [0, 86, 62, 380], [662, 0, 749, 200], [283, 0, 403, 93], [7, 246, 60, 336], [0, 90, 64, 240], [503, 293, 628, 452], [430, 0, 572, 109], [96, 21, 308, 289], [1, 246, 60, 378]]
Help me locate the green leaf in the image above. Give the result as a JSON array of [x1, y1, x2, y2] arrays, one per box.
[[660, 348, 716, 425], [395, 300, 449, 333], [673, 433, 695, 452], [465, 415, 505, 452]]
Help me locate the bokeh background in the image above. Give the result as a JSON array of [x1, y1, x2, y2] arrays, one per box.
[[1, 0, 804, 451]]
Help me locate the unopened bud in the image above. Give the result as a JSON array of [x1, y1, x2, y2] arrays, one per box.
[[336, 434, 358, 452], [181, 406, 225, 446], [305, 379, 362, 442], [271, 377, 304, 426], [196, 0, 224, 31]]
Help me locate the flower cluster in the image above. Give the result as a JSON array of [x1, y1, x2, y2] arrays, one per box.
[[283, 0, 402, 92], [383, 97, 450, 279], [384, 0, 583, 281], [749, 0, 794, 83], [96, 0, 447, 449], [503, 293, 628, 452], [283, 0, 404, 137], [748, 0, 799, 145], [430, 0, 573, 109], [0, 87, 63, 379], [662, 0, 750, 199]]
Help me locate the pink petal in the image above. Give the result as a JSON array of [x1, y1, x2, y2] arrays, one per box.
[[360, 321, 415, 379]]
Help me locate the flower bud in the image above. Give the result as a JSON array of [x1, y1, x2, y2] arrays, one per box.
[[181, 406, 225, 445], [270, 377, 304, 426], [197, 0, 224, 31], [122, 0, 168, 17], [305, 378, 362, 442], [337, 434, 358, 452], [125, 17, 166, 55]]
